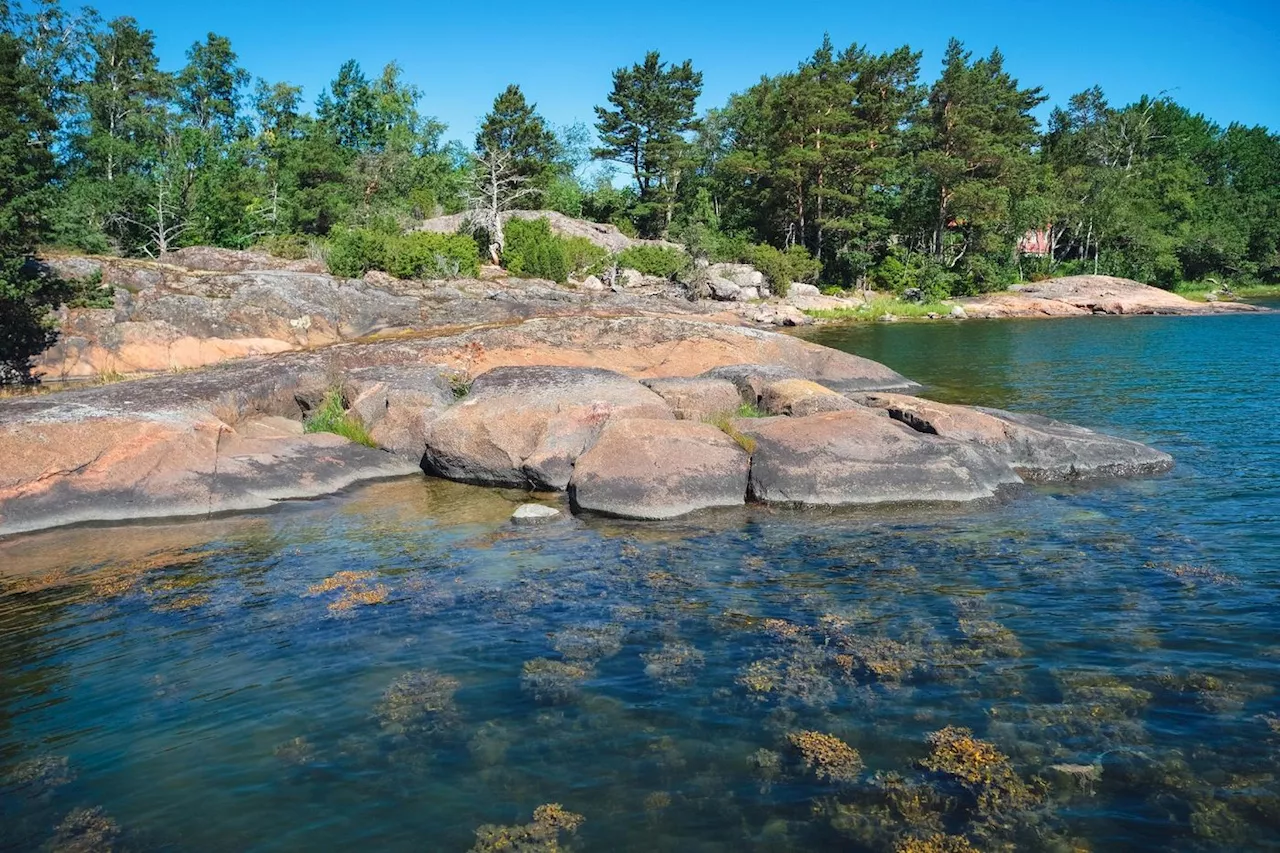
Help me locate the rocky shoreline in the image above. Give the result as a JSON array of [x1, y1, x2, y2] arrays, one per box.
[[1, 264, 1175, 534]]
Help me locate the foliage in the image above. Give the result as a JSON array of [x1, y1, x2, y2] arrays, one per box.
[[594, 51, 702, 237], [502, 217, 569, 282], [476, 83, 559, 207], [749, 243, 822, 294], [804, 297, 956, 322], [384, 231, 480, 279], [303, 389, 377, 447], [616, 244, 688, 279], [325, 227, 389, 277], [0, 23, 59, 381]]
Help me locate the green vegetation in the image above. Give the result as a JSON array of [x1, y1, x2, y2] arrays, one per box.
[[615, 244, 688, 279], [749, 244, 822, 294], [0, 0, 1277, 379], [303, 390, 377, 447], [706, 411, 759, 454], [502, 217, 570, 282], [326, 229, 479, 279], [804, 297, 958, 322]]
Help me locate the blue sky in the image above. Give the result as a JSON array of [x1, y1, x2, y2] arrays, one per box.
[[87, 0, 1278, 144]]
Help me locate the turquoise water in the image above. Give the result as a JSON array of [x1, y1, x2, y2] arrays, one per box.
[[3, 307, 1279, 851]]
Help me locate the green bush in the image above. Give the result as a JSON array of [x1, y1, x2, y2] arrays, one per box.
[[326, 228, 390, 278], [616, 244, 688, 280], [254, 233, 312, 261], [561, 236, 610, 277], [386, 232, 480, 279], [503, 217, 570, 283], [327, 229, 479, 280], [749, 243, 822, 294]]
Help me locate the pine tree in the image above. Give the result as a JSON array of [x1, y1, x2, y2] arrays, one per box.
[[594, 51, 702, 236], [476, 84, 559, 207]]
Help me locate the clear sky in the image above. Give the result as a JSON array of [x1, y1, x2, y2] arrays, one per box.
[[85, 0, 1278, 144]]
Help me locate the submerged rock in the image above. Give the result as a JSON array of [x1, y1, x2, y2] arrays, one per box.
[[511, 504, 562, 524]]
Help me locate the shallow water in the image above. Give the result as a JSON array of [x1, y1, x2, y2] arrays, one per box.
[[3, 307, 1280, 852]]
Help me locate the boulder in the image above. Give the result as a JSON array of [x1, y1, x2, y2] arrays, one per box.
[[736, 286, 761, 302], [862, 393, 1173, 481], [978, 407, 1174, 481], [743, 409, 1022, 507], [162, 246, 326, 274], [568, 418, 750, 519], [641, 377, 744, 421], [788, 283, 822, 297], [578, 275, 605, 292], [708, 263, 766, 291], [707, 277, 742, 301], [700, 364, 806, 406], [420, 366, 674, 489], [760, 378, 856, 417], [749, 304, 812, 327], [346, 366, 456, 460], [0, 408, 417, 536]]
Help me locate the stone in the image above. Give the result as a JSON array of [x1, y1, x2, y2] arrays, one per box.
[[641, 377, 744, 420], [736, 286, 760, 302], [788, 283, 822, 297], [511, 504, 563, 524], [949, 305, 967, 319], [707, 263, 766, 290], [578, 275, 605, 291], [961, 275, 1262, 318], [568, 418, 750, 519], [759, 378, 856, 417], [346, 366, 455, 460], [0, 408, 418, 536], [862, 392, 1173, 481], [707, 277, 742, 301], [743, 409, 1022, 507], [420, 366, 673, 489]]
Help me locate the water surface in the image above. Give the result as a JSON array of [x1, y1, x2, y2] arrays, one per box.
[[3, 308, 1279, 851]]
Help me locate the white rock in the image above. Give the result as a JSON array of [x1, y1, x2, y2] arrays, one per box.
[[736, 286, 760, 302], [511, 503, 562, 524], [949, 305, 967, 319], [788, 283, 821, 297], [707, 277, 742, 301], [579, 275, 604, 292]]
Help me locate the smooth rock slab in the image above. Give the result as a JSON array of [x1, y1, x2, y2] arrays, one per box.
[[569, 418, 751, 519], [743, 409, 1022, 507], [420, 366, 674, 490], [863, 393, 1173, 480], [641, 378, 743, 421]]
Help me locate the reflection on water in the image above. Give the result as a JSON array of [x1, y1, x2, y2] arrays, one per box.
[[4, 311, 1280, 851]]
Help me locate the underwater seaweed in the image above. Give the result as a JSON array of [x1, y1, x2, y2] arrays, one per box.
[[521, 658, 593, 704], [469, 803, 585, 852], [49, 806, 122, 853], [640, 642, 705, 688], [376, 670, 461, 736], [787, 730, 863, 784]]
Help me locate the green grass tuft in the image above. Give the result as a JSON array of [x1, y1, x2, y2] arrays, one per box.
[[804, 296, 957, 322], [304, 390, 378, 448], [705, 411, 758, 454]]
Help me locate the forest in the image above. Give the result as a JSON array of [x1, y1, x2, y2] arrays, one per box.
[[2, 0, 1278, 368]]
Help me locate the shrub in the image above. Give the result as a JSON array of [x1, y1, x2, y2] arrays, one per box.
[[561, 235, 610, 277], [749, 243, 822, 295], [326, 228, 390, 278], [616, 244, 688, 280], [503, 217, 570, 283], [327, 229, 479, 280], [386, 232, 480, 279], [304, 389, 377, 448], [254, 233, 311, 261]]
